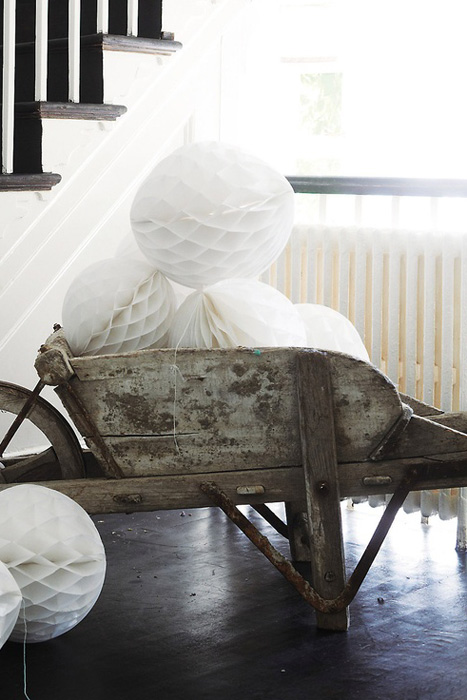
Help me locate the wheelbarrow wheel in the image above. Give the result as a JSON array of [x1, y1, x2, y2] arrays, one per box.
[[0, 381, 85, 483]]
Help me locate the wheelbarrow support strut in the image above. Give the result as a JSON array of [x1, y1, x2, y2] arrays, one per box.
[[200, 475, 415, 615]]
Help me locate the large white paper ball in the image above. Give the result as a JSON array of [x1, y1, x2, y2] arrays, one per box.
[[169, 279, 307, 348], [130, 141, 295, 288], [295, 303, 370, 361], [0, 484, 106, 643], [0, 560, 21, 649], [114, 233, 193, 308], [62, 258, 176, 356]]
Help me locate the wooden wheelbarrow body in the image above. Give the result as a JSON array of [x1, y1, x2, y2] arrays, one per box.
[[27, 330, 467, 630]]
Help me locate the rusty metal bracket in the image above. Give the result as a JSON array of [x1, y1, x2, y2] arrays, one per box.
[[200, 474, 416, 614], [369, 403, 414, 461]]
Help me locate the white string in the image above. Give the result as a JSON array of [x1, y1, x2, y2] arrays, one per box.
[[22, 601, 33, 700], [169, 292, 202, 453], [169, 358, 185, 454]]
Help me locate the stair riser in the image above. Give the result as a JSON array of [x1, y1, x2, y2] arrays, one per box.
[[3, 43, 104, 104]]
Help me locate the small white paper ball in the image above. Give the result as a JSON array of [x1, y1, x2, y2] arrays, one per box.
[[130, 141, 295, 288], [62, 258, 176, 356], [169, 279, 307, 348], [0, 484, 106, 643], [295, 303, 370, 361], [0, 560, 21, 649]]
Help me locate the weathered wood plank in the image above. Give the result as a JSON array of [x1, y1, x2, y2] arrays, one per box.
[[40, 344, 406, 477], [398, 393, 444, 417], [0, 467, 306, 514], [83, 434, 301, 477], [379, 415, 467, 460], [338, 451, 467, 497], [285, 500, 311, 562], [2, 450, 467, 515], [297, 351, 349, 631], [326, 353, 403, 462], [428, 412, 467, 432]]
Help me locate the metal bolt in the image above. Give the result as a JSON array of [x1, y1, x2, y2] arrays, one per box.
[[324, 570, 336, 582], [317, 481, 329, 494]]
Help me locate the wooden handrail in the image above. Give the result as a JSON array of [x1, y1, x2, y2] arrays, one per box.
[[287, 176, 467, 198]]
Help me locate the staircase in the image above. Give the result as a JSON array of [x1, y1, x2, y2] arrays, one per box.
[[0, 0, 252, 397], [1, 0, 180, 186]]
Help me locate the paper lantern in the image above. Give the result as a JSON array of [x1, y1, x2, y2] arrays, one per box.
[[114, 230, 150, 262], [114, 233, 192, 309], [62, 258, 176, 356], [0, 484, 106, 643], [169, 278, 307, 348], [295, 303, 370, 361], [0, 560, 21, 649], [130, 141, 295, 288]]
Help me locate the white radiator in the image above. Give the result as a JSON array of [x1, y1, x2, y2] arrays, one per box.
[[262, 223, 467, 412], [261, 223, 467, 545]]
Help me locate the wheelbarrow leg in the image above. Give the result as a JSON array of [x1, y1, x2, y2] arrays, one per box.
[[297, 352, 349, 631], [285, 500, 311, 562]]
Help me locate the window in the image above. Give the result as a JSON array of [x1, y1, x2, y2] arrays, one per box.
[[240, 0, 467, 179]]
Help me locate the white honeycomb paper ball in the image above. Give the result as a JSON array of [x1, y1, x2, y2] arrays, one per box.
[[62, 258, 176, 356], [169, 279, 307, 348], [114, 233, 192, 309], [130, 141, 295, 288], [295, 303, 370, 361], [0, 484, 106, 643], [114, 230, 149, 262], [0, 560, 22, 649]]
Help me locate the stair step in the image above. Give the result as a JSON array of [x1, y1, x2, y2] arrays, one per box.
[[7, 101, 127, 175], [98, 33, 181, 55], [7, 34, 182, 104], [0, 173, 61, 192], [13, 32, 181, 54], [15, 101, 127, 121]]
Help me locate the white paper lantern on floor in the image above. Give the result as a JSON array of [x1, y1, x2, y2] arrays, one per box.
[[169, 279, 307, 348], [62, 258, 176, 356], [0, 484, 106, 643], [130, 141, 295, 288], [0, 560, 21, 649], [295, 303, 370, 361]]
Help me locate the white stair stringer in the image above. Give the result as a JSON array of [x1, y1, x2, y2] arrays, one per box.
[[0, 0, 250, 399]]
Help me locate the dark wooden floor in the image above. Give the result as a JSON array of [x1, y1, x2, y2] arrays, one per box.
[[1, 501, 466, 699]]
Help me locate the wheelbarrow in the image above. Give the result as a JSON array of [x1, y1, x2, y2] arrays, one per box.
[[2, 327, 467, 631]]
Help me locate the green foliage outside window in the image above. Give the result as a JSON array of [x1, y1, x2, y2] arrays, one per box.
[[300, 73, 342, 136]]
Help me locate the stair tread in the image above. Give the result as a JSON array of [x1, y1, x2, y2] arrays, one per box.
[[12, 102, 127, 121], [11, 33, 182, 56], [0, 173, 61, 192], [100, 33, 182, 55]]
